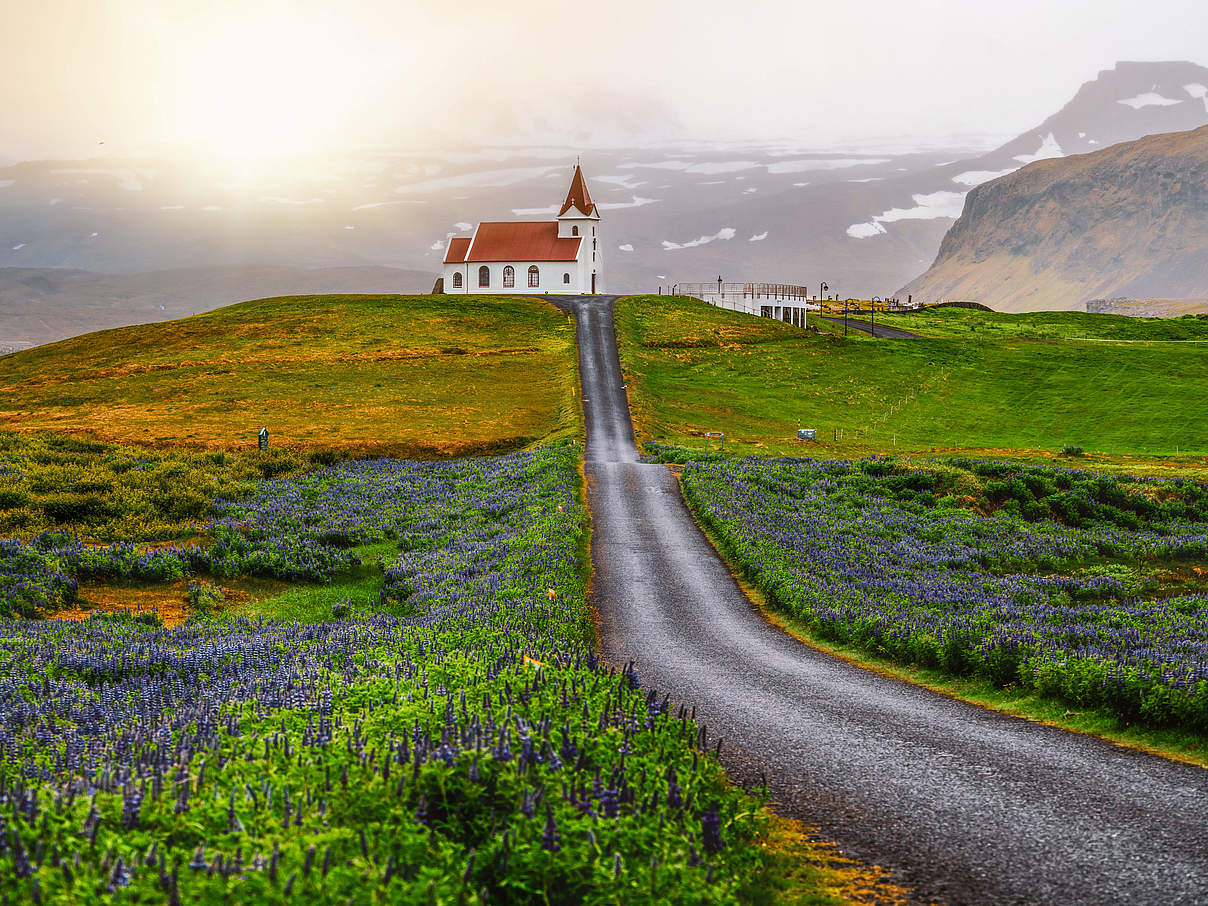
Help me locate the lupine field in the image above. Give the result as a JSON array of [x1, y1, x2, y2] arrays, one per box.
[[672, 449, 1208, 732], [0, 443, 777, 904]]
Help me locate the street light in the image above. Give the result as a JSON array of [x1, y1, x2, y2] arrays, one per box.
[[817, 282, 828, 330]]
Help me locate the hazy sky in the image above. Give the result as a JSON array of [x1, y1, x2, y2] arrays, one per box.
[[3, 0, 1207, 162]]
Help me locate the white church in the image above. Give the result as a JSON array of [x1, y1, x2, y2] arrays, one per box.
[[442, 164, 602, 295]]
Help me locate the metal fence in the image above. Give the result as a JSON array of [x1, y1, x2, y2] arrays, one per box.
[[675, 282, 811, 302]]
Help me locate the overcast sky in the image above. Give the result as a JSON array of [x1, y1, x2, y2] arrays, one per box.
[[2, 0, 1207, 162]]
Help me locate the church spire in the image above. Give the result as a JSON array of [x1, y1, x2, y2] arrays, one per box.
[[558, 163, 597, 218]]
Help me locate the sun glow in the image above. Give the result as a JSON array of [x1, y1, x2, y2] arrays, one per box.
[[180, 58, 327, 160], [135, 7, 401, 165]]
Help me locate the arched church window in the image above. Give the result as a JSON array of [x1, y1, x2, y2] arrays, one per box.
[[528, 266, 540, 288], [478, 266, 490, 288], [452, 272, 462, 288], [572, 226, 579, 236], [503, 265, 515, 287], [563, 273, 570, 284]]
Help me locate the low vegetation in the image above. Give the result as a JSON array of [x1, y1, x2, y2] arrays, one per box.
[[663, 447, 1208, 737], [0, 443, 894, 904], [0, 294, 580, 458], [0, 430, 306, 542], [873, 305, 1208, 341], [615, 295, 1208, 465]]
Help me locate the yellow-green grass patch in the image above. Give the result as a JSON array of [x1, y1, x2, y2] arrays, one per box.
[[0, 294, 580, 456]]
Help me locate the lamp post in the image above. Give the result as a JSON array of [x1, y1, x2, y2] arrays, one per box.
[[871, 296, 878, 338], [817, 282, 828, 331]]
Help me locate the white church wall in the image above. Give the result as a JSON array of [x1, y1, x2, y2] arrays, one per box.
[[442, 260, 587, 295]]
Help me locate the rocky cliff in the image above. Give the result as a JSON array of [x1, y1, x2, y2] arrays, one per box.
[[900, 125, 1208, 311]]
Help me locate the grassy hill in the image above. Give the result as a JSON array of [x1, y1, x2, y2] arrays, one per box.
[[0, 294, 579, 458], [616, 295, 1208, 470]]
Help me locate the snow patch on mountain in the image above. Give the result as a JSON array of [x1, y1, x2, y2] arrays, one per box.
[[846, 222, 886, 239], [749, 232, 768, 242], [847, 190, 967, 240], [662, 227, 736, 250], [0, 180, 13, 190], [1118, 92, 1183, 109], [594, 174, 648, 189], [618, 160, 758, 175], [1013, 133, 1064, 164], [10, 244, 26, 251], [618, 244, 634, 251], [766, 158, 890, 174], [394, 166, 557, 194], [599, 196, 658, 211], [1187, 83, 1208, 111], [952, 168, 1015, 187]]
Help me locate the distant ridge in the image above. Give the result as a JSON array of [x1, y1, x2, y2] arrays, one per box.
[[899, 125, 1208, 311], [0, 265, 430, 348], [2, 61, 1207, 302]]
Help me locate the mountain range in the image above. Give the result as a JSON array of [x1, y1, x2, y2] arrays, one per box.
[[901, 124, 1208, 310], [1, 60, 1207, 343]]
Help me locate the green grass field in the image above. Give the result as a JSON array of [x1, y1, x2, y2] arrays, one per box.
[[616, 295, 1208, 470], [0, 294, 579, 458], [873, 305, 1208, 341]]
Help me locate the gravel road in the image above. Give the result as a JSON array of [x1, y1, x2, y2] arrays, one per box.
[[552, 295, 1208, 905]]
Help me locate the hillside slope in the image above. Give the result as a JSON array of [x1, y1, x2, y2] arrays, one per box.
[[617, 295, 1208, 461], [0, 265, 432, 349], [900, 125, 1208, 310], [0, 294, 578, 456]]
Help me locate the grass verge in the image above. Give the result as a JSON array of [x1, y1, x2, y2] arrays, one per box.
[[675, 465, 1208, 770]]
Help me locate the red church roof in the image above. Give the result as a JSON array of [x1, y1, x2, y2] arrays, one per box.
[[443, 237, 472, 264], [445, 222, 582, 263], [558, 164, 597, 217]]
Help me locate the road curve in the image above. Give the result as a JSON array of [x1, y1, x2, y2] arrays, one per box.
[[821, 315, 925, 339], [552, 295, 1208, 906]]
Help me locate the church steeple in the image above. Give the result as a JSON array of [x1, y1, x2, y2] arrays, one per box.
[[558, 164, 597, 218]]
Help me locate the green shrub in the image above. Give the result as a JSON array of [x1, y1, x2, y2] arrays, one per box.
[[37, 491, 119, 524], [185, 580, 227, 615], [0, 487, 29, 509], [0, 430, 310, 542]]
